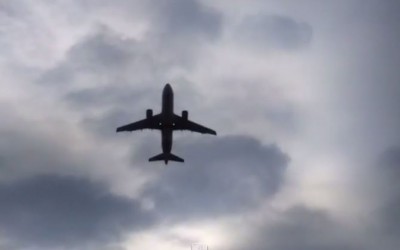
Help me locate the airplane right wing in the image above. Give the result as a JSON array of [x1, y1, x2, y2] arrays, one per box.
[[173, 114, 217, 135], [116, 115, 161, 132]]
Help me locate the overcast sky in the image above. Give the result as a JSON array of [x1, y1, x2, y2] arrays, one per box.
[[1, 0, 400, 249]]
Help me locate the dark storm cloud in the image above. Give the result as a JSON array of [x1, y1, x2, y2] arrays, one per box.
[[137, 135, 289, 220], [0, 114, 154, 249], [36, 27, 169, 138], [331, 1, 400, 153], [35, 24, 206, 139], [377, 146, 400, 190], [74, 79, 203, 139], [369, 146, 400, 249], [0, 1, 23, 17], [235, 14, 312, 51], [67, 30, 133, 69], [0, 128, 82, 179], [0, 175, 153, 249], [38, 27, 162, 89], [66, 86, 151, 109], [39, 24, 205, 106], [65, 84, 158, 138], [237, 145, 400, 250], [39, 0, 223, 92], [149, 0, 222, 40], [33, 0, 224, 142], [237, 206, 360, 250], [69, 0, 223, 41], [78, 107, 151, 139], [143, 0, 223, 66]]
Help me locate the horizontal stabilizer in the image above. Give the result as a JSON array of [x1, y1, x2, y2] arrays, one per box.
[[149, 153, 184, 164]]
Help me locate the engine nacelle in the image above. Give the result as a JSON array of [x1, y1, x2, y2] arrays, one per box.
[[182, 110, 188, 120], [146, 109, 153, 118]]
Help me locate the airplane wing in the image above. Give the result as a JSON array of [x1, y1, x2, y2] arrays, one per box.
[[173, 114, 217, 135], [116, 115, 161, 132]]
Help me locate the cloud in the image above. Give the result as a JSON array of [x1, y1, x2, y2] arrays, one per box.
[[0, 175, 153, 249], [367, 146, 400, 250], [137, 135, 289, 220], [149, 0, 222, 40], [33, 27, 168, 139], [3, 1, 400, 250], [38, 0, 224, 96], [37, 26, 159, 89], [34, 25, 209, 140], [236, 145, 400, 250], [35, 23, 202, 102], [0, 125, 83, 181], [234, 206, 361, 250], [235, 14, 313, 51], [143, 0, 223, 66]]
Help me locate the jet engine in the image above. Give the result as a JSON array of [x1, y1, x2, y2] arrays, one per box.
[[146, 109, 153, 118], [182, 110, 188, 120]]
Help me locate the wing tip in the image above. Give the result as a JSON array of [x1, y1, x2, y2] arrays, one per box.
[[209, 129, 217, 135], [116, 127, 128, 133]]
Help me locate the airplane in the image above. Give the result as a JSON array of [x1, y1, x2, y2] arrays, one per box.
[[116, 83, 217, 164]]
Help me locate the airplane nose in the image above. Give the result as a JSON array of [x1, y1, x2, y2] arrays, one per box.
[[165, 83, 171, 89]]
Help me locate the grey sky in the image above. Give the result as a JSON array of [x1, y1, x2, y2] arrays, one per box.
[[1, 0, 400, 249], [138, 135, 288, 220], [0, 175, 154, 249]]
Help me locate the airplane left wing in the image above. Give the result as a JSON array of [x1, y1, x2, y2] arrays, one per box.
[[173, 114, 217, 135], [116, 115, 161, 132]]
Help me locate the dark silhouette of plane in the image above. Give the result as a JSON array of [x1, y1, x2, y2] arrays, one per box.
[[116, 83, 217, 164]]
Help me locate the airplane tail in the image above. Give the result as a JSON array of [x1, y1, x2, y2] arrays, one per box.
[[148, 153, 184, 164]]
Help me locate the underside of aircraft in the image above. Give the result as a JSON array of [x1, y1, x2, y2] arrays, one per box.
[[116, 83, 217, 164]]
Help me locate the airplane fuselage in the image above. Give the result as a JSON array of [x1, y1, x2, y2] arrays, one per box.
[[161, 84, 174, 155], [116, 83, 216, 164]]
